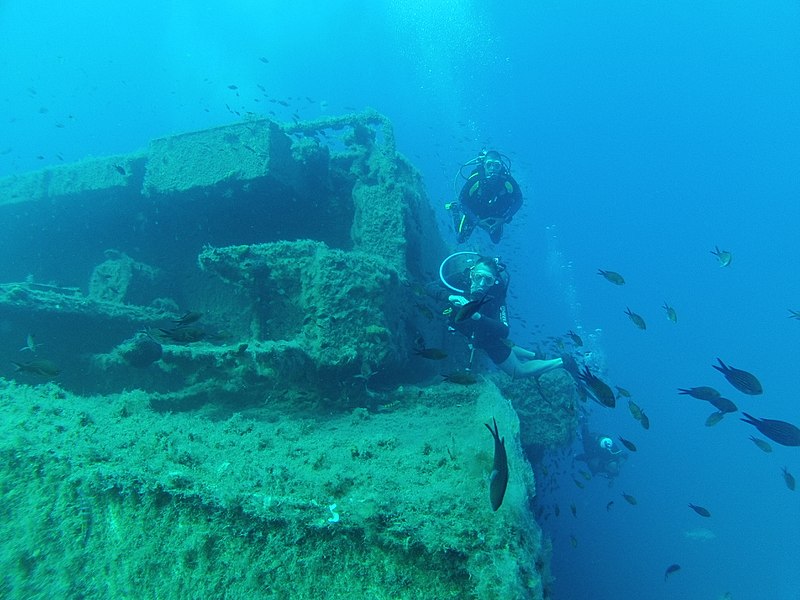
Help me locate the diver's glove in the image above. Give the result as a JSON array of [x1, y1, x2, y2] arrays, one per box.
[[448, 295, 468, 307]]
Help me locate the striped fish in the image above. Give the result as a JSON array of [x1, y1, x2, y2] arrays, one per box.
[[712, 358, 762, 395]]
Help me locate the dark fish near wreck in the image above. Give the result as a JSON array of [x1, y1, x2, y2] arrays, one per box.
[[705, 411, 725, 427], [624, 307, 646, 330], [749, 436, 772, 453], [454, 294, 491, 323], [567, 330, 583, 346], [678, 386, 720, 400], [664, 563, 681, 581], [740, 413, 800, 446], [158, 327, 206, 343], [11, 359, 61, 378], [708, 396, 737, 414], [615, 386, 631, 398], [172, 311, 203, 326], [622, 492, 637, 505], [782, 467, 795, 491], [414, 347, 448, 360], [618, 436, 637, 452], [597, 269, 625, 285], [484, 418, 508, 511], [688, 503, 711, 517], [712, 358, 762, 395], [578, 367, 616, 408], [442, 371, 478, 385], [639, 410, 650, 430]]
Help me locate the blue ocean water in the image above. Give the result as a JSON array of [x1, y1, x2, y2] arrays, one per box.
[[1, 2, 798, 598]]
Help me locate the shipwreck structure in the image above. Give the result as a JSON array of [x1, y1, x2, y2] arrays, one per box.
[[0, 111, 576, 598]]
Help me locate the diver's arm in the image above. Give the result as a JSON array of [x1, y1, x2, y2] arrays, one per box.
[[474, 304, 509, 338], [503, 176, 523, 221]]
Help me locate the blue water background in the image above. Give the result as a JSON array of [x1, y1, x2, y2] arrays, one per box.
[[2, 2, 799, 598]]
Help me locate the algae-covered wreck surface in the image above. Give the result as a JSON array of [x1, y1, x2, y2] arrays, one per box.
[[0, 112, 577, 599]]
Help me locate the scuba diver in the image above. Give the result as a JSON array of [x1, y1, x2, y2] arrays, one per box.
[[447, 149, 523, 244], [435, 252, 562, 378], [576, 425, 627, 479]]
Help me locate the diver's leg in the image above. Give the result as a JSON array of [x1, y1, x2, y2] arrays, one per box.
[[511, 346, 539, 360], [498, 352, 563, 378]]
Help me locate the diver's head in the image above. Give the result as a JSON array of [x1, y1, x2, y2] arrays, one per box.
[[469, 257, 501, 296], [483, 150, 504, 179], [599, 437, 614, 452]]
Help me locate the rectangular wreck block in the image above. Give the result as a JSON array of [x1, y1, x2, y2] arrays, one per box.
[[0, 154, 144, 208], [143, 119, 292, 197]]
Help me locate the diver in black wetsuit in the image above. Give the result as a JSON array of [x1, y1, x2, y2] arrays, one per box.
[[445, 256, 561, 378], [448, 150, 523, 244], [576, 425, 627, 479]]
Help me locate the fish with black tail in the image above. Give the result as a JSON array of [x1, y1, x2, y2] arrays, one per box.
[[664, 564, 681, 581], [484, 418, 508, 511], [688, 503, 711, 517], [712, 358, 762, 395], [740, 413, 800, 446]]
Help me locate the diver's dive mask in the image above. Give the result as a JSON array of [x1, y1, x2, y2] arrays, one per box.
[[484, 158, 503, 178]]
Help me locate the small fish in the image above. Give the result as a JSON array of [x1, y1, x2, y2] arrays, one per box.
[[618, 436, 637, 452], [639, 410, 651, 430], [628, 399, 643, 421], [485, 418, 508, 511], [597, 269, 625, 285], [615, 386, 631, 398], [688, 503, 711, 517], [748, 436, 772, 453], [259, 56, 269, 63], [158, 327, 206, 343], [787, 309, 800, 320], [662, 302, 677, 323], [567, 330, 583, 346], [677, 386, 720, 400], [606, 501, 614, 511], [781, 466, 795, 491], [570, 534, 578, 548], [710, 245, 732, 267], [705, 411, 725, 427], [570, 503, 577, 517], [664, 563, 681, 581], [442, 371, 478, 385], [573, 478, 585, 489], [11, 359, 61, 378], [579, 469, 592, 481], [741, 413, 800, 446], [19, 333, 41, 353], [454, 294, 491, 323], [113, 164, 126, 176], [622, 492, 637, 505], [712, 358, 762, 395], [172, 311, 203, 326], [624, 307, 646, 330], [227, 84, 239, 90], [414, 347, 448, 360], [708, 396, 737, 414]]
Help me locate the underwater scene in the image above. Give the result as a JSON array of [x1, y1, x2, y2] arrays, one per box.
[[0, 2, 798, 599]]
